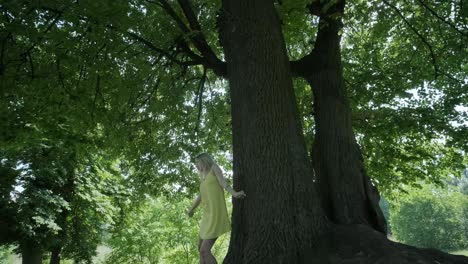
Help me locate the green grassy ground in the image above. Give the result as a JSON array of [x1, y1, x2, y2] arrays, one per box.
[[4, 245, 467, 263], [4, 245, 111, 264], [451, 250, 468, 257]]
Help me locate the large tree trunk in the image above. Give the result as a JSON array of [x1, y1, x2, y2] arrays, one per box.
[[20, 240, 43, 264], [300, 0, 386, 233], [220, 0, 328, 263], [219, 0, 468, 263]]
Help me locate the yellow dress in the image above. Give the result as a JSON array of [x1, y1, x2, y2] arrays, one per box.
[[199, 169, 231, 239]]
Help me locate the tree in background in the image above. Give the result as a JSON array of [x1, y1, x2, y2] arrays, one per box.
[[104, 196, 231, 264], [447, 169, 468, 195], [390, 184, 468, 252], [0, 142, 125, 263]]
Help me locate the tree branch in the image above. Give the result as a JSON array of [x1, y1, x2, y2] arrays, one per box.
[[415, 0, 468, 37], [194, 67, 207, 137], [150, 0, 227, 76], [91, 74, 100, 119], [290, 53, 316, 78], [26, 51, 34, 79], [176, 0, 224, 71], [382, 0, 439, 79], [290, 0, 345, 78], [24, 6, 67, 54], [118, 27, 203, 67], [307, 1, 321, 17]]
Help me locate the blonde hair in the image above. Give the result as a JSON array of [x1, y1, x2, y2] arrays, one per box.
[[195, 152, 215, 171]]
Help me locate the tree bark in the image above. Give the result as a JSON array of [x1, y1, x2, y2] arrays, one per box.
[[218, 0, 468, 263], [220, 0, 328, 263], [301, 0, 387, 233], [306, 224, 468, 264], [20, 240, 43, 264], [49, 246, 62, 264]]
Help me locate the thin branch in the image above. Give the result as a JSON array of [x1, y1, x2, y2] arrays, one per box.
[[92, 74, 101, 119], [75, 64, 85, 91], [26, 51, 34, 79], [56, 58, 66, 90], [121, 28, 203, 67], [0, 33, 10, 75], [86, 18, 202, 67], [194, 67, 207, 137], [24, 7, 65, 54], [437, 70, 464, 84], [151, 0, 191, 33], [415, 0, 468, 37], [141, 77, 161, 109], [383, 0, 439, 79]]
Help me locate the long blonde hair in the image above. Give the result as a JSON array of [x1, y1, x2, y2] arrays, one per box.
[[195, 152, 215, 172]]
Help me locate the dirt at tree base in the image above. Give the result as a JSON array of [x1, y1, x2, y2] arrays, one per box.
[[302, 224, 468, 264]]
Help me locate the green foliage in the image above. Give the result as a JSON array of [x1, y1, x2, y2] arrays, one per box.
[[390, 185, 468, 252], [378, 196, 391, 234], [0, 246, 13, 264], [446, 169, 468, 195], [1, 0, 465, 202], [0, 0, 466, 261], [104, 196, 230, 264], [341, 1, 467, 196]]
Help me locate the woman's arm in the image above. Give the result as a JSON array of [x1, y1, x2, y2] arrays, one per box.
[[187, 195, 201, 217], [212, 164, 246, 199]]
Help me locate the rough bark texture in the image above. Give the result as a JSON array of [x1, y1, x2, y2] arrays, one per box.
[[220, 0, 328, 263], [49, 246, 62, 264], [306, 225, 468, 264], [20, 241, 43, 264], [217, 0, 468, 263], [303, 0, 387, 233]]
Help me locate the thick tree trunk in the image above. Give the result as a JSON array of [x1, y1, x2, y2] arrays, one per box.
[[307, 224, 468, 264], [218, 0, 468, 263], [20, 241, 43, 264], [303, 1, 387, 233], [220, 0, 328, 263]]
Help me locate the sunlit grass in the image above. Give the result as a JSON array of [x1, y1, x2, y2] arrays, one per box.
[[451, 250, 468, 257]]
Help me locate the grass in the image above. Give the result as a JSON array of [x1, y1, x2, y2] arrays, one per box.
[[451, 249, 468, 257], [4, 244, 467, 263], [3, 245, 112, 264]]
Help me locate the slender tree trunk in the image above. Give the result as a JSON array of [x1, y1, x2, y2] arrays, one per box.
[[49, 246, 62, 264], [220, 0, 328, 263], [21, 241, 43, 264], [302, 1, 387, 233], [48, 153, 75, 264]]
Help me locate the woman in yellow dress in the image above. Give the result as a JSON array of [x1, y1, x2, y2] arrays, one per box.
[[187, 153, 246, 264]]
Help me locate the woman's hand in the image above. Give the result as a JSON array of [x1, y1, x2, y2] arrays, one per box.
[[187, 209, 194, 218], [233, 190, 246, 199]]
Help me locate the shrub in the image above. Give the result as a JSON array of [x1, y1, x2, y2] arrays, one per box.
[[104, 195, 230, 263], [390, 185, 468, 252]]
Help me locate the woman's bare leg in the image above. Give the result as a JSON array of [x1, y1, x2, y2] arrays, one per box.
[[200, 238, 218, 264], [199, 239, 204, 264]]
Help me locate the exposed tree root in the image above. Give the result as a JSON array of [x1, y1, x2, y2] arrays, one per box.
[[303, 224, 468, 264]]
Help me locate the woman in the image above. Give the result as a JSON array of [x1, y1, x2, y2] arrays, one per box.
[[187, 153, 246, 264]]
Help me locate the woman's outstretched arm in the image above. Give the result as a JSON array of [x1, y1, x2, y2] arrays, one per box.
[[212, 164, 246, 199], [187, 195, 201, 217]]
